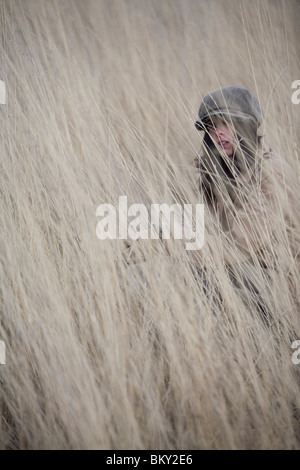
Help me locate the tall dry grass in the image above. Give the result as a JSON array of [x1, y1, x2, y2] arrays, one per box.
[[0, 0, 300, 449]]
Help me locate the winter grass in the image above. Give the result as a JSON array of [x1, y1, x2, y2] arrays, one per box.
[[0, 0, 300, 449]]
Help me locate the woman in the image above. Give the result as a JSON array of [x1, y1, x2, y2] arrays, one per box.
[[194, 86, 300, 317]]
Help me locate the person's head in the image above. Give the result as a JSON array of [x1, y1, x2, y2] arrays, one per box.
[[195, 86, 263, 172], [195, 86, 264, 200]]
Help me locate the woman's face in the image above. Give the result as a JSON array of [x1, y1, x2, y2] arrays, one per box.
[[206, 116, 236, 157]]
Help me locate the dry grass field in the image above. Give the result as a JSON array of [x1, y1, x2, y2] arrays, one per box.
[[0, 0, 300, 449]]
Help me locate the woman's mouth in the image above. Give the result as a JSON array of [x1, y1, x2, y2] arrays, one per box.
[[218, 140, 230, 147]]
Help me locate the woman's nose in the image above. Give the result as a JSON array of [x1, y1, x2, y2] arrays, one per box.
[[215, 127, 224, 137]]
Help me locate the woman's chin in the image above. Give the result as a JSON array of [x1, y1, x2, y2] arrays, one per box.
[[222, 144, 233, 156], [216, 142, 233, 156], [220, 148, 233, 157]]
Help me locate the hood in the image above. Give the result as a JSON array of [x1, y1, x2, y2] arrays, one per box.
[[195, 86, 263, 132]]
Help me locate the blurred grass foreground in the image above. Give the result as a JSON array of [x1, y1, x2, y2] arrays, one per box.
[[0, 0, 300, 449]]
